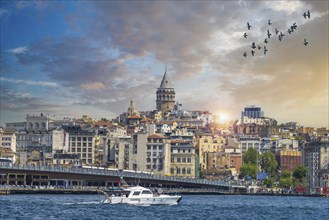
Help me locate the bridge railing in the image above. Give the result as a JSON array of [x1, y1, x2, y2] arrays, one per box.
[[0, 163, 231, 187]]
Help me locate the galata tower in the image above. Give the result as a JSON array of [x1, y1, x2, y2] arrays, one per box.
[[156, 66, 175, 111]]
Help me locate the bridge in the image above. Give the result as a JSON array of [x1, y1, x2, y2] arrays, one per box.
[[0, 164, 243, 193]]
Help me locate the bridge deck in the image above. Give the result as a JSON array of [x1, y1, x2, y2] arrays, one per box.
[[0, 164, 233, 189]]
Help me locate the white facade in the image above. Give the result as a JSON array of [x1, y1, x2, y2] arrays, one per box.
[[238, 136, 261, 153], [241, 116, 272, 125], [5, 122, 27, 131], [26, 113, 56, 131], [15, 129, 65, 152], [67, 132, 96, 165], [273, 138, 299, 151], [0, 130, 16, 152]]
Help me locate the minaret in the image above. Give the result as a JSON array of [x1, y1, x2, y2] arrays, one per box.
[[127, 98, 139, 117], [156, 66, 175, 111]]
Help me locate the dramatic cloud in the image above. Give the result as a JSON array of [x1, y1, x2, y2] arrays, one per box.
[[0, 77, 59, 87], [0, 1, 328, 127]]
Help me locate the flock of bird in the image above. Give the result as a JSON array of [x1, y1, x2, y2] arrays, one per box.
[[243, 10, 311, 58]]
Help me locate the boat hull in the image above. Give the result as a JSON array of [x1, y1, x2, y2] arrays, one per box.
[[102, 195, 182, 205]]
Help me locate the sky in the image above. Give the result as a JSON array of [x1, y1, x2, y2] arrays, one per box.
[[0, 0, 328, 128]]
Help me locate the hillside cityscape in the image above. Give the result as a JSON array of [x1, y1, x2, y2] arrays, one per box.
[[1, 70, 328, 194]]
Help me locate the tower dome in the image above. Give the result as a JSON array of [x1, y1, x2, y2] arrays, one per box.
[[156, 66, 175, 112]]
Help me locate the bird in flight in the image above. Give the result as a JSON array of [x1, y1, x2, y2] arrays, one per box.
[[247, 22, 251, 30], [243, 52, 247, 57], [251, 50, 255, 56], [251, 42, 256, 49], [304, 38, 309, 46], [258, 45, 262, 50], [268, 19, 272, 25], [275, 28, 279, 35], [243, 32, 248, 38], [264, 46, 268, 55], [267, 30, 272, 38], [292, 23, 297, 30], [278, 32, 285, 41], [303, 10, 310, 19], [264, 38, 268, 44]]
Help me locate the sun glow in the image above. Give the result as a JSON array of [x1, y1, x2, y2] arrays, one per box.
[[216, 112, 230, 124]]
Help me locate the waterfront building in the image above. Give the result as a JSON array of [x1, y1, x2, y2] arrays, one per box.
[[146, 134, 168, 173], [5, 113, 75, 132], [168, 139, 195, 178], [155, 120, 177, 134], [105, 135, 131, 169], [112, 136, 134, 170], [275, 150, 302, 171], [156, 67, 175, 112], [131, 133, 148, 171], [303, 143, 329, 189], [4, 121, 26, 131], [223, 145, 242, 173], [15, 129, 66, 153], [64, 125, 98, 165], [205, 152, 231, 178], [272, 138, 299, 151], [53, 151, 81, 167], [0, 129, 16, 153], [27, 150, 52, 166], [238, 136, 261, 153], [241, 106, 264, 119], [199, 135, 226, 171]]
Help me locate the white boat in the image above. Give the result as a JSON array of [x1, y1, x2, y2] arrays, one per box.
[[101, 186, 182, 205]]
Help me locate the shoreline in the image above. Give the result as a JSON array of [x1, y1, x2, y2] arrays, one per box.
[[1, 188, 327, 197]]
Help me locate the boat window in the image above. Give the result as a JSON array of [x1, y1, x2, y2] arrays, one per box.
[[132, 191, 141, 196], [141, 190, 152, 195]]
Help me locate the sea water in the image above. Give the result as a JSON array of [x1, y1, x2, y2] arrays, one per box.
[[0, 194, 328, 219]]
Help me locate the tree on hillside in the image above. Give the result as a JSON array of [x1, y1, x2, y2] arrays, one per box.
[[279, 170, 293, 188], [101, 118, 109, 122], [293, 165, 308, 185], [243, 148, 259, 165], [260, 151, 278, 177], [240, 163, 257, 179]]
